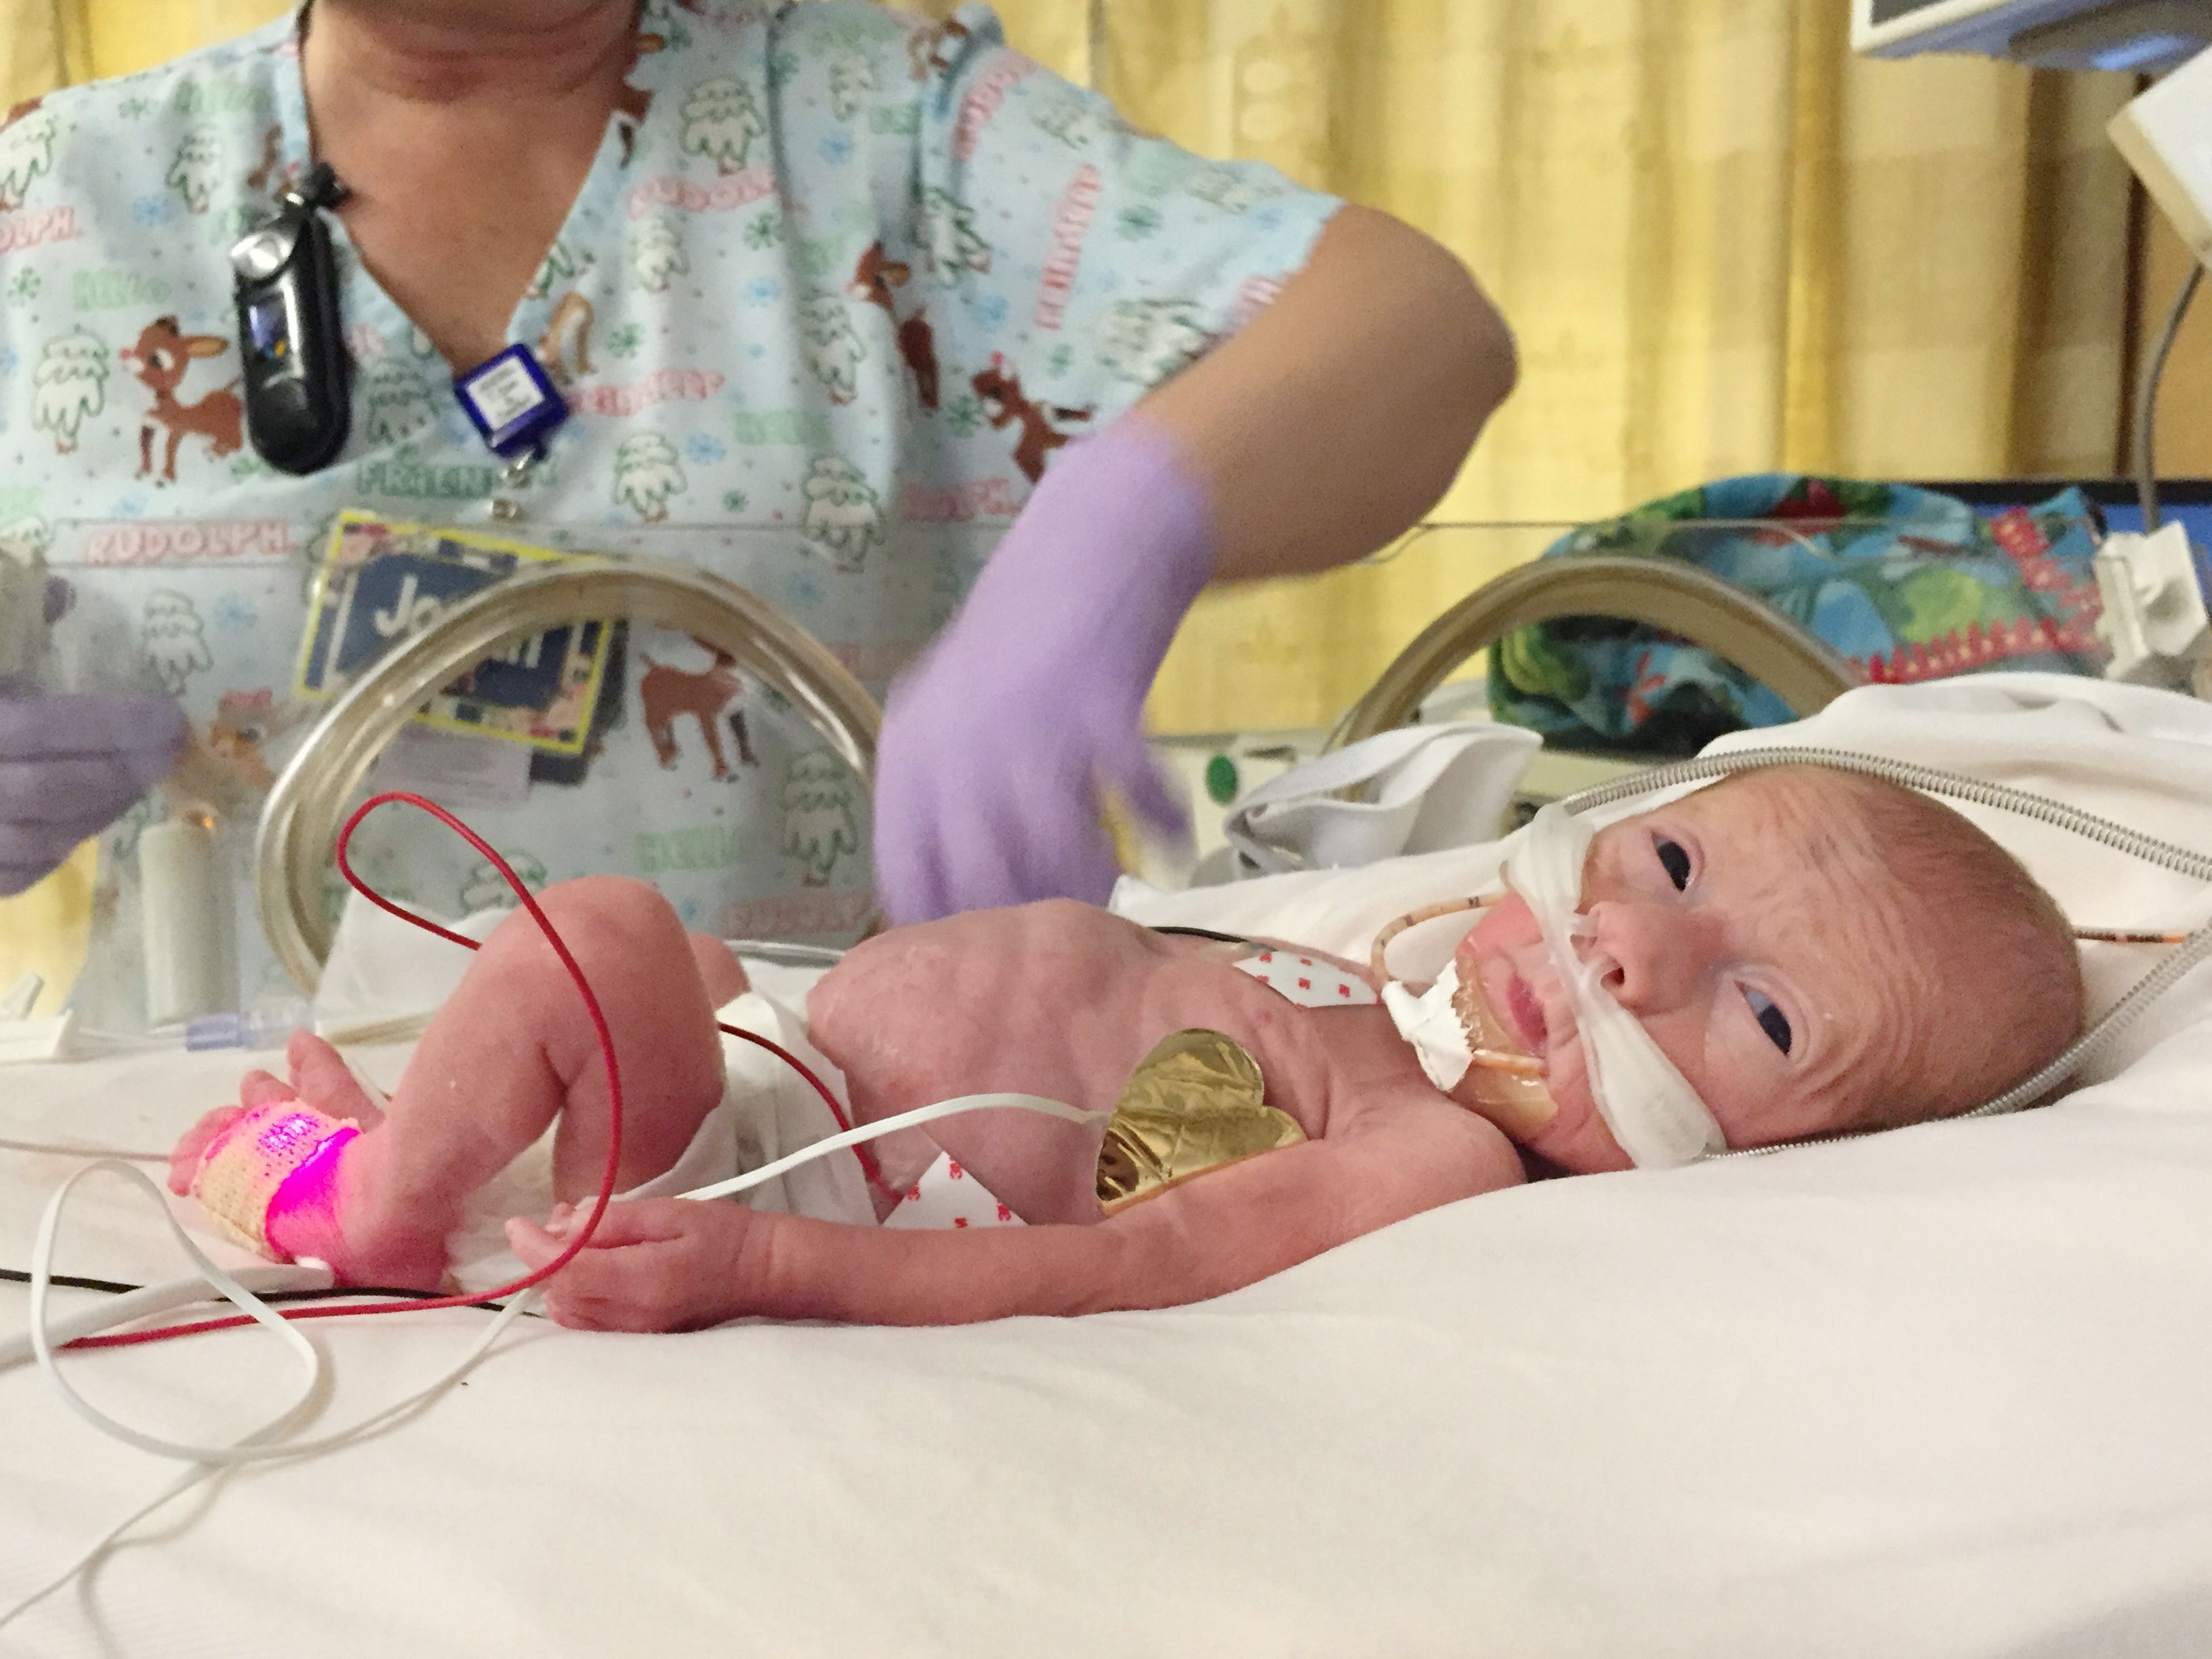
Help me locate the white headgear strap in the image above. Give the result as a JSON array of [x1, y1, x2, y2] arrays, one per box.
[[1504, 804, 1728, 1169]]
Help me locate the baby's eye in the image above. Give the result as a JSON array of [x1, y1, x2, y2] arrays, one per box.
[[1744, 988, 1793, 1054], [1654, 836, 1692, 890]]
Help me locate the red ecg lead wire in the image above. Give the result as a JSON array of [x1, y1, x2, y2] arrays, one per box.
[[71, 790, 880, 1351]]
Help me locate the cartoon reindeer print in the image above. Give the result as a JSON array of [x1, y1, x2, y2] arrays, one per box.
[[204, 688, 300, 794], [245, 124, 285, 194], [615, 28, 667, 164], [849, 241, 940, 412], [640, 642, 757, 780], [972, 356, 1093, 483], [125, 316, 244, 484], [909, 17, 971, 79], [538, 292, 596, 386]]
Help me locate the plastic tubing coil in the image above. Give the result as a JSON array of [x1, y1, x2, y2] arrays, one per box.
[[256, 556, 882, 992]]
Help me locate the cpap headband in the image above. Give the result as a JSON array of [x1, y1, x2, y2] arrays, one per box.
[[1384, 745, 2212, 1166]]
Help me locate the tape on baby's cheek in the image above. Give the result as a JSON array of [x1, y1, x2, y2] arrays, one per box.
[[1381, 962, 1475, 1092], [1380, 950, 1562, 1141]]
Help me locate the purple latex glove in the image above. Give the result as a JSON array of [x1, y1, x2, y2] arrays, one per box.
[[875, 415, 1214, 924], [0, 691, 187, 896]]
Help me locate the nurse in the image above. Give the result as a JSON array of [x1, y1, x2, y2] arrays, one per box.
[[0, 0, 1513, 960]]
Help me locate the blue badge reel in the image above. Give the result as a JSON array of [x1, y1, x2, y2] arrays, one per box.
[[453, 346, 569, 468]]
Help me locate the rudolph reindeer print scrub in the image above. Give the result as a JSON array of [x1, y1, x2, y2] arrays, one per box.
[[0, 1, 1339, 983]]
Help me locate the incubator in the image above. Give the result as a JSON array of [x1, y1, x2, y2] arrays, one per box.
[[9, 476, 2212, 1641], [1152, 490, 2118, 883], [0, 518, 941, 1050]]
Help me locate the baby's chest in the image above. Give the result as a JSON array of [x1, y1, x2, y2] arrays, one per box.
[[1114, 954, 1389, 1136]]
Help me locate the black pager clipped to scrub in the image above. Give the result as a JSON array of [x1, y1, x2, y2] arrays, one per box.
[[230, 162, 352, 476]]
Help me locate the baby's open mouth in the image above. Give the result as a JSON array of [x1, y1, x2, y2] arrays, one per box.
[[1435, 955, 1559, 1139], [1503, 972, 1549, 1057]]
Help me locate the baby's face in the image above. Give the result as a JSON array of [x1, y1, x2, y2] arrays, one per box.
[[1451, 776, 1945, 1172]]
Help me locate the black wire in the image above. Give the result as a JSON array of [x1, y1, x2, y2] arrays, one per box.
[[0, 1268, 140, 1295], [2136, 262, 2203, 533], [0, 1266, 499, 1308], [1150, 924, 1261, 946]]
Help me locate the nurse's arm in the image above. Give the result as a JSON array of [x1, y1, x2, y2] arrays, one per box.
[[1136, 204, 1517, 581], [515, 1090, 1519, 1330]]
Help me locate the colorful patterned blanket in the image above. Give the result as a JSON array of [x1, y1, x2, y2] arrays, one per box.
[[1487, 474, 2108, 752]]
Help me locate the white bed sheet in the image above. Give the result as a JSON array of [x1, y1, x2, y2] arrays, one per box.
[[4, 673, 2211, 1658]]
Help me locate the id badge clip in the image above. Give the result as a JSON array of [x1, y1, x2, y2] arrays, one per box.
[[231, 162, 352, 476], [455, 345, 569, 482]]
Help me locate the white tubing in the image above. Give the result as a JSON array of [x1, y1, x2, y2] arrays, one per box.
[[0, 1258, 331, 1374], [3, 1091, 1101, 1628]]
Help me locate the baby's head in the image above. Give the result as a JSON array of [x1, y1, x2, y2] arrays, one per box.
[[1447, 766, 2085, 1172]]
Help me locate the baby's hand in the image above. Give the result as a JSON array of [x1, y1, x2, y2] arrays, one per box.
[[504, 1198, 750, 1332]]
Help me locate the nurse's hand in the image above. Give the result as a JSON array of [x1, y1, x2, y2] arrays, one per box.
[[873, 418, 1214, 924], [0, 691, 187, 896]]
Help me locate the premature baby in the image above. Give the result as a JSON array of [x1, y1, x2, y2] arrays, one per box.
[[168, 766, 2085, 1330]]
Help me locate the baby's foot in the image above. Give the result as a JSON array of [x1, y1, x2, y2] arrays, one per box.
[[172, 1033, 445, 1290], [168, 1032, 388, 1197]]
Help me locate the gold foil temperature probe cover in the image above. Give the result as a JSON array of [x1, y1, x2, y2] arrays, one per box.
[[1096, 1028, 1307, 1216]]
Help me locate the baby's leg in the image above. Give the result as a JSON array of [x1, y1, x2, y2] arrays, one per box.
[[171, 877, 741, 1288]]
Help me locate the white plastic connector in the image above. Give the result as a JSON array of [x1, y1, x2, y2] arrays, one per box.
[[2092, 523, 2211, 688], [0, 540, 47, 685]]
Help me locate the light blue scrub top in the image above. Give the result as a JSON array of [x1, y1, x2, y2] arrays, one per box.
[[0, 0, 1339, 1016]]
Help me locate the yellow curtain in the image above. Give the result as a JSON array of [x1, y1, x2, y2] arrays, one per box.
[[1063, 0, 2139, 735], [7, 0, 2139, 743], [3, 0, 287, 96]]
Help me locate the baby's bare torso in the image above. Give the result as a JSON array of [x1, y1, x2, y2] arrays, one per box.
[[804, 901, 1443, 1223]]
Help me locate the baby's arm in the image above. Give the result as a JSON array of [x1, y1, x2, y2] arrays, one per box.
[[508, 1086, 1521, 1329]]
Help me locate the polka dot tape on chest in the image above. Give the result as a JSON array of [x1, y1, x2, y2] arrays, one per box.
[[1233, 951, 1380, 1009]]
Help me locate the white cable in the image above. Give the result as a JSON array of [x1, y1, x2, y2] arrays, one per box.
[[676, 1091, 1100, 1204], [0, 1261, 332, 1376], [0, 1464, 215, 1636], [0, 1136, 168, 1164], [3, 1091, 1098, 1629], [27, 1162, 325, 1464]]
